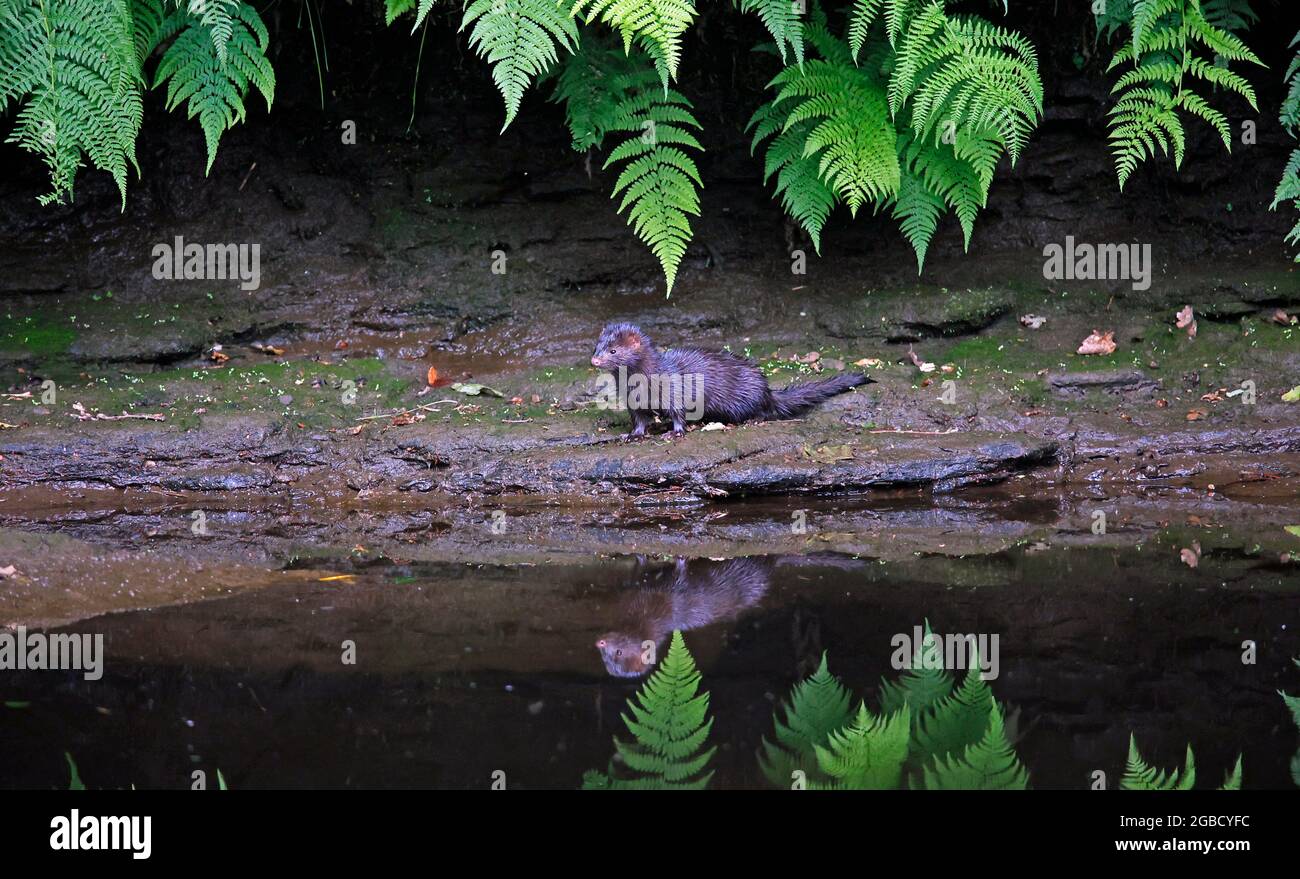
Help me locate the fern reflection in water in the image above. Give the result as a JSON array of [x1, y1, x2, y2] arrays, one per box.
[[583, 626, 1266, 790]]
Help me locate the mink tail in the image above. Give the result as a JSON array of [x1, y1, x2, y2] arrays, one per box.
[[764, 372, 874, 419]]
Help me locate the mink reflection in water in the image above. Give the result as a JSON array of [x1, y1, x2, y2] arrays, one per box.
[[594, 556, 772, 678]]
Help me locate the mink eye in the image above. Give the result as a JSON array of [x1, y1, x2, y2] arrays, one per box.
[[615, 649, 623, 658]]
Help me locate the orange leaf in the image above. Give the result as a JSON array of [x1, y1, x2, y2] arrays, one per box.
[[426, 366, 439, 386], [1077, 330, 1116, 356]]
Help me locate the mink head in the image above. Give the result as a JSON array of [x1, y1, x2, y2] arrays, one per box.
[[595, 631, 656, 678], [591, 323, 651, 370]]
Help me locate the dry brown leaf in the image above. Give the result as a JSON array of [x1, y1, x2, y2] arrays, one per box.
[[426, 366, 439, 386], [0, 564, 16, 579], [1185, 408, 1208, 421], [1180, 547, 1199, 568], [209, 346, 230, 364], [1270, 308, 1292, 325], [1077, 330, 1116, 356], [907, 346, 936, 372], [1019, 314, 1047, 329]]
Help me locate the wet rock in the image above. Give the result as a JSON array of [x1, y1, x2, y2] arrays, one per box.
[[818, 287, 1014, 342], [1048, 370, 1159, 397]]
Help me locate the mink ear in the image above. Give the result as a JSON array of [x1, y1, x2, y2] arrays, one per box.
[[622, 333, 642, 350]]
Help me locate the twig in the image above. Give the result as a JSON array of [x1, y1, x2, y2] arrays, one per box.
[[353, 400, 460, 422], [238, 161, 258, 192], [866, 427, 960, 435]]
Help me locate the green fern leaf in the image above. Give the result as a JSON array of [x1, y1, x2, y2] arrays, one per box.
[[848, 0, 885, 61], [584, 630, 715, 789], [569, 0, 696, 90], [183, 0, 239, 65], [758, 652, 855, 787], [1106, 0, 1262, 190], [912, 654, 996, 766], [154, 0, 275, 174], [0, 0, 143, 208], [132, 0, 185, 65], [878, 620, 954, 716], [740, 0, 803, 66], [809, 702, 911, 790], [460, 0, 578, 131], [1273, 33, 1300, 261], [921, 702, 1029, 790], [1218, 754, 1242, 790], [1120, 735, 1196, 790]]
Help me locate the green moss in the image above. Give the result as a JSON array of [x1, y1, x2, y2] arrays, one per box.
[[1, 315, 76, 356]]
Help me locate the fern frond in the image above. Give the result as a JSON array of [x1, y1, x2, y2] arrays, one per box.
[[583, 630, 715, 789], [1106, 0, 1262, 189], [847, 0, 884, 61], [921, 702, 1029, 790], [808, 702, 910, 790], [878, 620, 953, 715], [911, 655, 996, 765], [553, 40, 702, 293], [0, 0, 143, 208], [758, 652, 855, 787], [1273, 33, 1300, 261], [131, 0, 185, 66], [460, 0, 578, 131], [765, 51, 900, 213], [1218, 754, 1242, 790], [183, 0, 239, 65], [739, 0, 803, 66], [154, 1, 275, 174], [1120, 735, 1196, 790], [569, 0, 697, 90]]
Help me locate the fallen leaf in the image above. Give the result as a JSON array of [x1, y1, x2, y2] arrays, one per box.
[[1155, 398, 1169, 408], [804, 443, 854, 463], [1175, 305, 1193, 328], [1179, 547, 1199, 568], [0, 565, 16, 578], [451, 382, 504, 398], [1282, 386, 1300, 403], [1077, 330, 1116, 356], [1200, 389, 1226, 403], [701, 422, 726, 431], [509, 396, 523, 405], [1185, 408, 1208, 421], [209, 347, 230, 364], [427, 366, 439, 386], [854, 357, 884, 368], [1271, 308, 1292, 326], [797, 351, 821, 364], [907, 346, 936, 372], [335, 340, 349, 350], [939, 363, 956, 374], [251, 342, 285, 356], [1284, 525, 1300, 539], [1019, 314, 1047, 329]]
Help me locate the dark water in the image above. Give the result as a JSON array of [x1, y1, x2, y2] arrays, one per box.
[[2, 530, 1298, 790]]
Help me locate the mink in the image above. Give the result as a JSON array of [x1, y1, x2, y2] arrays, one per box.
[[595, 557, 773, 678], [590, 322, 874, 437]]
